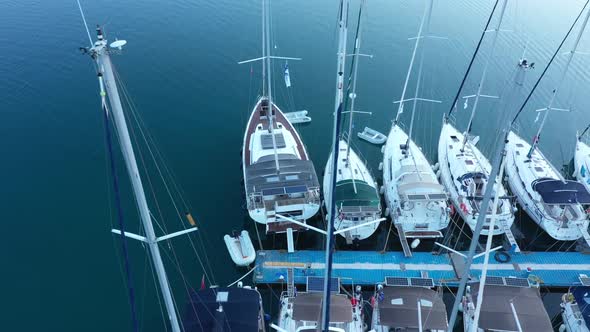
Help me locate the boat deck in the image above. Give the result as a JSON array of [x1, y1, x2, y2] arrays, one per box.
[[253, 250, 590, 287]]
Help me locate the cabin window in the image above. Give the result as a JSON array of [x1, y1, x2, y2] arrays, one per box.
[[465, 160, 474, 165], [266, 176, 280, 183], [389, 157, 393, 180], [534, 167, 544, 173], [451, 135, 460, 142], [285, 175, 299, 181], [516, 143, 524, 148], [391, 298, 404, 305], [420, 299, 433, 307]]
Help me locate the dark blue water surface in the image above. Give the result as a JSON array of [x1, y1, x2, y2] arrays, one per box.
[[2, 0, 589, 330]]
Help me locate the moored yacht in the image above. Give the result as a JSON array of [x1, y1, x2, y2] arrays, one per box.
[[382, 0, 449, 247], [276, 276, 363, 332], [243, 97, 320, 233], [438, 0, 514, 237], [560, 279, 590, 332], [371, 278, 448, 331], [242, 0, 320, 233], [322, 0, 381, 243], [462, 280, 553, 332], [504, 6, 590, 245], [439, 122, 514, 236], [574, 127, 590, 194], [505, 131, 590, 243]]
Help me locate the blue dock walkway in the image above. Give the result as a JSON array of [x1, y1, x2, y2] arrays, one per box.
[[253, 250, 590, 288]]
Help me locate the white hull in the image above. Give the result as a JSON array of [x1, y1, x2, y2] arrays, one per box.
[[438, 121, 514, 236], [323, 139, 381, 241], [574, 139, 590, 195], [505, 131, 590, 241], [382, 125, 449, 237], [224, 230, 255, 267]]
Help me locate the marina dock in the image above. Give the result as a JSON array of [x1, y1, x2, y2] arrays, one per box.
[[254, 250, 590, 288]]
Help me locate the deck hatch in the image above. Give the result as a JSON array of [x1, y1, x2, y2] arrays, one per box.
[[261, 133, 286, 149]]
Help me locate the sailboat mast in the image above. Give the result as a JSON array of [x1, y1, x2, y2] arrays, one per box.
[[463, 0, 508, 148], [471, 152, 507, 331], [345, 0, 365, 163], [394, 0, 430, 124], [91, 29, 181, 332], [321, 0, 350, 330], [261, 0, 266, 97], [406, 0, 434, 144], [264, 0, 281, 172], [528, 6, 590, 158]]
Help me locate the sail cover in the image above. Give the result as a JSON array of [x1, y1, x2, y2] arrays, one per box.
[[532, 178, 590, 204], [183, 287, 261, 332], [284, 62, 291, 87]]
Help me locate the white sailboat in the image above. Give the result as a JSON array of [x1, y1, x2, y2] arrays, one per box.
[[273, 3, 368, 330], [505, 6, 590, 245], [371, 279, 448, 331], [574, 125, 590, 194], [322, 0, 382, 243], [241, 0, 320, 234], [382, 0, 449, 251], [274, 276, 363, 332], [438, 0, 514, 237]]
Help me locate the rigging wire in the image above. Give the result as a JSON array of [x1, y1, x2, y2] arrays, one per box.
[[510, 0, 590, 126], [447, 0, 501, 117], [112, 65, 218, 286], [101, 96, 140, 332]]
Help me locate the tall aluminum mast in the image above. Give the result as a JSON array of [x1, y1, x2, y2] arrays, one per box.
[[406, 0, 435, 145], [462, 0, 508, 150], [393, 0, 431, 125], [90, 28, 181, 332], [263, 0, 281, 173], [527, 5, 590, 159], [321, 0, 350, 331], [345, 0, 366, 164]]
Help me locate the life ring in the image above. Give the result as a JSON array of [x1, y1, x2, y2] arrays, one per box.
[[494, 251, 511, 263]]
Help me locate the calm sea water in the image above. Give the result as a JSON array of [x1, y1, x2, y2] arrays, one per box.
[[2, 0, 589, 330]]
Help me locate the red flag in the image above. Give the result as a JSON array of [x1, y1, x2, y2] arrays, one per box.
[[200, 275, 206, 290]]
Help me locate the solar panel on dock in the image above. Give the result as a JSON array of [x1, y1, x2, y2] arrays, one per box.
[[385, 277, 409, 287], [307, 277, 339, 293], [485, 276, 505, 286], [579, 276, 590, 286], [504, 277, 530, 288], [410, 277, 434, 288]]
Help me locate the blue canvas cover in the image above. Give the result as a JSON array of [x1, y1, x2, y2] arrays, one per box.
[[573, 287, 590, 328], [183, 287, 261, 332], [532, 179, 590, 204]]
